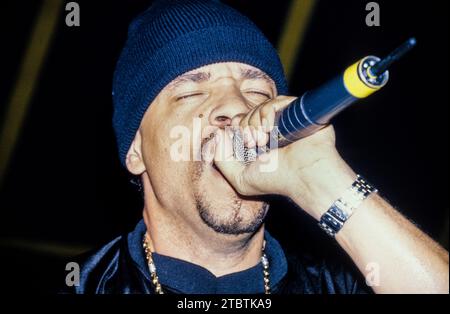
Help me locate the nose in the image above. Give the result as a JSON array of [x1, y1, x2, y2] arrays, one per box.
[[209, 85, 250, 128]]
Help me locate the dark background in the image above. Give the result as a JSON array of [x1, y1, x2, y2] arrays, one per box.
[[0, 0, 448, 293]]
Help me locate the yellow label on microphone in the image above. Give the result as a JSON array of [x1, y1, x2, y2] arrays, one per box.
[[343, 60, 378, 98]]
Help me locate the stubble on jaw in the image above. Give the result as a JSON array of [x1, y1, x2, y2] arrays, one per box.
[[191, 144, 269, 235]]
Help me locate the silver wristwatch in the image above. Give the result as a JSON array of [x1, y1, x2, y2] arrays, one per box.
[[318, 175, 378, 237]]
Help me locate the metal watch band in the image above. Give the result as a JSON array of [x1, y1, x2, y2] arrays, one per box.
[[318, 175, 378, 237]]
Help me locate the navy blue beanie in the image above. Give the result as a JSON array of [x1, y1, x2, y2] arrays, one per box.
[[112, 0, 288, 167]]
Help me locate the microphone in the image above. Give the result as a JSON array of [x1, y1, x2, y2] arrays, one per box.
[[234, 38, 416, 164]]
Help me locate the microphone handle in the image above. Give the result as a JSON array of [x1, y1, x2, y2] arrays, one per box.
[[234, 38, 416, 164]]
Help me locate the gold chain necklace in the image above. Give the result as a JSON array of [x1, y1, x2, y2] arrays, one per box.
[[142, 234, 271, 294]]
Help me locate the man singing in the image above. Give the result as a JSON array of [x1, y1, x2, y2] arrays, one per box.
[[64, 0, 448, 294]]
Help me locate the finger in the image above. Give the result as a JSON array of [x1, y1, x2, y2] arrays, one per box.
[[258, 96, 296, 144], [259, 100, 277, 132], [271, 95, 297, 112], [243, 103, 272, 147], [213, 129, 247, 192], [201, 136, 216, 163], [243, 126, 257, 148], [255, 126, 269, 147], [239, 105, 258, 129], [231, 113, 245, 127], [213, 129, 234, 162], [253, 96, 296, 133], [248, 107, 262, 129]]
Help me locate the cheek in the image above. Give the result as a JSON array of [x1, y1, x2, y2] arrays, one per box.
[[142, 124, 194, 182], [142, 104, 199, 173]]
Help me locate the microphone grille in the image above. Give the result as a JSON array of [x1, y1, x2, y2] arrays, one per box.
[[232, 130, 257, 165]]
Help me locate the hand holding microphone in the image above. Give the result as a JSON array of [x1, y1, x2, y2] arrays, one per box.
[[213, 95, 350, 220], [212, 38, 416, 218]]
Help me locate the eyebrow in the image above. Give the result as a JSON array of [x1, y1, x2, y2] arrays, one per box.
[[167, 72, 211, 90], [240, 68, 275, 86], [166, 67, 275, 90]]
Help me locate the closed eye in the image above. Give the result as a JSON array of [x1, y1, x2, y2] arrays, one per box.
[[176, 92, 205, 101], [245, 90, 272, 99]]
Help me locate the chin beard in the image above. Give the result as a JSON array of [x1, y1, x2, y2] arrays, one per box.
[[195, 191, 269, 235], [192, 138, 268, 235]]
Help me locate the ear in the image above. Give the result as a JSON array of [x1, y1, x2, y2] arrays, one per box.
[[125, 130, 146, 175]]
